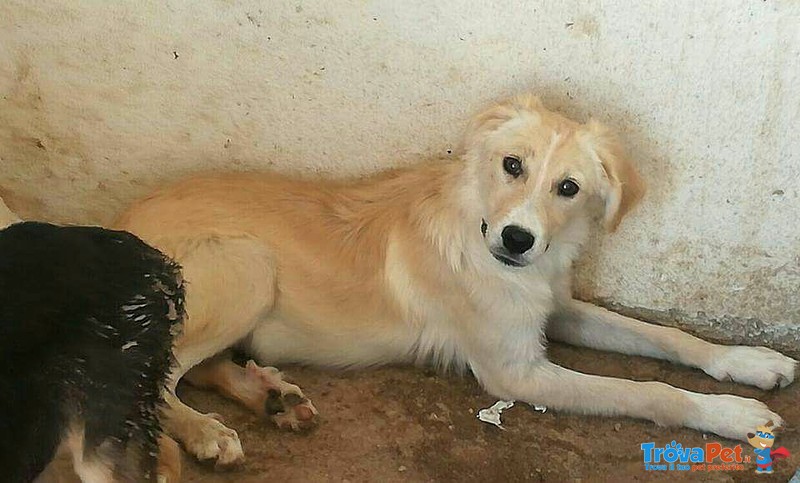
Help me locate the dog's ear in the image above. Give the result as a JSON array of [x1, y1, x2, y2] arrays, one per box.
[[583, 120, 646, 232], [461, 94, 543, 153], [765, 420, 774, 428]]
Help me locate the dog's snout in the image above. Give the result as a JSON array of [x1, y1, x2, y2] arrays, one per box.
[[501, 225, 535, 255]]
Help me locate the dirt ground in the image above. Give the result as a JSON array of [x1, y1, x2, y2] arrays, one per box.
[[42, 342, 798, 482]]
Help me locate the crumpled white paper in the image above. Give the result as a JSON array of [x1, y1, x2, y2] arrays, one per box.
[[477, 400, 547, 429], [477, 400, 515, 429], [531, 404, 547, 413]]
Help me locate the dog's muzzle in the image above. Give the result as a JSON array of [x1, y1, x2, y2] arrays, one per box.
[[491, 251, 527, 267], [483, 218, 529, 267]]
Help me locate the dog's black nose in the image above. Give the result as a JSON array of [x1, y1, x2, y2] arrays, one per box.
[[501, 225, 535, 255]]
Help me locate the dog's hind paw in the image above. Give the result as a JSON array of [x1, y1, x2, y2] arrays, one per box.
[[271, 395, 319, 431], [244, 360, 319, 430], [705, 345, 797, 390]]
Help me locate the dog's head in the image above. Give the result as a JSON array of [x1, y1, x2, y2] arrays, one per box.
[[462, 94, 645, 268], [747, 420, 777, 449]]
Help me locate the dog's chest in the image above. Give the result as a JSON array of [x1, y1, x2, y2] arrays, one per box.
[[470, 271, 556, 325], [388, 248, 556, 332]]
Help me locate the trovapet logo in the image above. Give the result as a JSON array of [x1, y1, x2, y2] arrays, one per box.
[[746, 420, 791, 475], [640, 441, 749, 472], [641, 420, 792, 474]]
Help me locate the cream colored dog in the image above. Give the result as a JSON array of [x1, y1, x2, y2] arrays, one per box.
[[116, 94, 796, 468]]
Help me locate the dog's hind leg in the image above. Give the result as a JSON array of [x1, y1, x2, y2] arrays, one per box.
[[0, 195, 20, 228], [185, 356, 318, 430], [150, 235, 279, 466], [63, 426, 114, 483], [548, 300, 797, 390], [155, 434, 181, 483]]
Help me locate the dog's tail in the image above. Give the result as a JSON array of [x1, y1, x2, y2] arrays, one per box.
[[0, 195, 21, 229]]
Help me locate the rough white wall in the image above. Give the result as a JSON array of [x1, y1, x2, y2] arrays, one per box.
[[0, 1, 797, 349]]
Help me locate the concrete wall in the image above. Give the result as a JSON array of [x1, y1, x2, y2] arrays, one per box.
[[1, 1, 797, 352]]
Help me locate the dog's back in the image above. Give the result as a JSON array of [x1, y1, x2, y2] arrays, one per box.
[[0, 222, 184, 482]]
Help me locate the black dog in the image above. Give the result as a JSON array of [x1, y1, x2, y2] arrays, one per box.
[[0, 222, 184, 482]]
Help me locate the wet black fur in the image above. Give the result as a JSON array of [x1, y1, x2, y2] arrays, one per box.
[[0, 222, 184, 482]]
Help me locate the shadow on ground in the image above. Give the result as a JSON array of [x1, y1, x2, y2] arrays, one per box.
[[42, 343, 799, 482]]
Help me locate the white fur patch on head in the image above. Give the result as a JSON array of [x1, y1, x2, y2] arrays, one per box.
[[532, 132, 563, 194], [495, 111, 541, 136]]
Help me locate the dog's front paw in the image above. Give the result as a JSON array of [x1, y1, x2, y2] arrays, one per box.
[[687, 392, 782, 441], [704, 345, 796, 390], [182, 413, 244, 468]]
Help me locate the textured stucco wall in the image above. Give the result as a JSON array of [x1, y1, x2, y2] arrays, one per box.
[[0, 1, 797, 350]]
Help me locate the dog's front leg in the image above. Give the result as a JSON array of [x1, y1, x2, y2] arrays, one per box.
[[547, 300, 796, 390], [160, 386, 245, 468], [471, 358, 782, 441]]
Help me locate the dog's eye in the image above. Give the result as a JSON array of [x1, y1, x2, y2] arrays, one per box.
[[503, 156, 523, 177], [557, 179, 580, 197]]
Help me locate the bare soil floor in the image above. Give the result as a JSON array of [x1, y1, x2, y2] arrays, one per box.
[[43, 343, 799, 482]]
